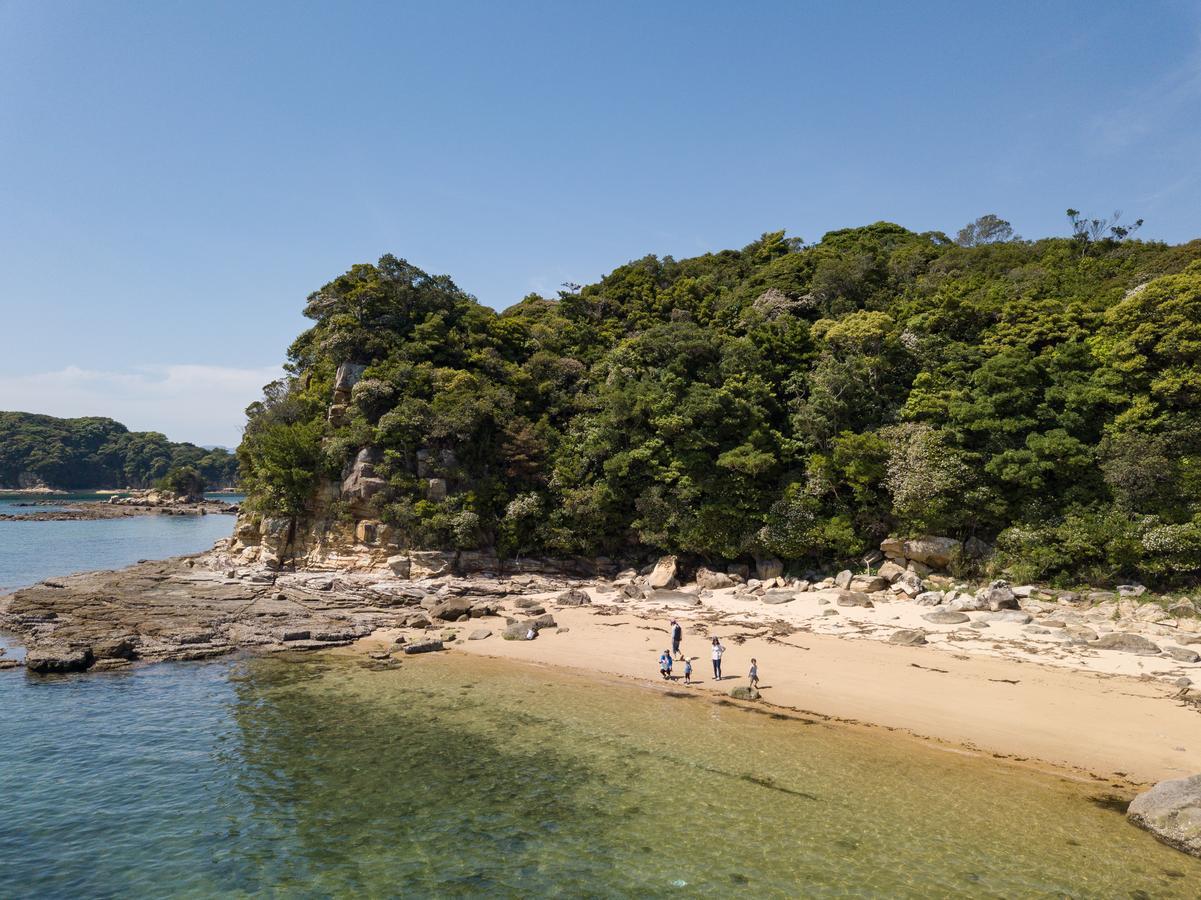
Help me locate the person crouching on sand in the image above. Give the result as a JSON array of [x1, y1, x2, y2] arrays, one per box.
[[711, 637, 725, 680], [659, 650, 672, 680], [683, 658, 693, 684]]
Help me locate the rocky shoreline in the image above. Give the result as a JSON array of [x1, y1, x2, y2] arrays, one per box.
[[3, 534, 1199, 680], [0, 498, 237, 522]]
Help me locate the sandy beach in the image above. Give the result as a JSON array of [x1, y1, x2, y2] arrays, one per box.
[[354, 584, 1201, 788]]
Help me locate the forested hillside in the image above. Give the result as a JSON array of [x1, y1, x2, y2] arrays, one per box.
[[0, 412, 239, 490], [238, 218, 1201, 585]]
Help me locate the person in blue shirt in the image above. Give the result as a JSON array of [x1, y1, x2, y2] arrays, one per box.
[[659, 650, 673, 680]]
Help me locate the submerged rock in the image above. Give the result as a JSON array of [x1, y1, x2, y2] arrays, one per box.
[[1127, 774, 1201, 858], [728, 685, 760, 701], [402, 639, 445, 655]]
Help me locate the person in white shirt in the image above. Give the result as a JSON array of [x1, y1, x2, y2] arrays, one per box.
[[711, 637, 725, 680]]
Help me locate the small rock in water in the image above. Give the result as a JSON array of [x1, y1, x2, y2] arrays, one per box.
[[728, 685, 760, 701], [402, 639, 445, 655], [1127, 774, 1201, 858]]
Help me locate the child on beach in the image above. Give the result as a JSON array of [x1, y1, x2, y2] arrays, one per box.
[[749, 658, 759, 690], [683, 658, 693, 684], [659, 650, 673, 680]]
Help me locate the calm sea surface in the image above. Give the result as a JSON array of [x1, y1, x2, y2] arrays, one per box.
[[0, 493, 242, 592], [2, 504, 1200, 896]]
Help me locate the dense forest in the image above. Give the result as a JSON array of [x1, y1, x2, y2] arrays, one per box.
[[238, 216, 1201, 586], [0, 412, 239, 490]]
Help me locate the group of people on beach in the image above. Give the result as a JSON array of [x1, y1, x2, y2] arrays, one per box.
[[658, 618, 759, 690]]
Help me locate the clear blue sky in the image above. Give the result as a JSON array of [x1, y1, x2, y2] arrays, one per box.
[[2, 0, 1199, 446]]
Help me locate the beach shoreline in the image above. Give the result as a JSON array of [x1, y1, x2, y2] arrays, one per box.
[[348, 596, 1201, 789], [4, 550, 1201, 788]]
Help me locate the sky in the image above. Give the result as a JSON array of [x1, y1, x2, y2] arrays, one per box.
[[2, 0, 1200, 447]]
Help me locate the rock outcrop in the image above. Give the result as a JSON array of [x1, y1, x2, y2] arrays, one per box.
[[1127, 774, 1201, 858], [647, 556, 679, 590]]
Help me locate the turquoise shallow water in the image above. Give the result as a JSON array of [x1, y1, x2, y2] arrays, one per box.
[[3, 509, 1201, 896]]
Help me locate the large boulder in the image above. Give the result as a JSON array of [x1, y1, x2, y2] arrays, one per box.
[[877, 560, 907, 582], [24, 644, 94, 674], [696, 567, 735, 590], [1089, 633, 1161, 655], [900, 536, 961, 569], [645, 589, 701, 606], [833, 569, 853, 589], [754, 556, 784, 581], [430, 597, 473, 621], [409, 550, 455, 578], [647, 555, 679, 590], [849, 575, 889, 593], [1127, 774, 1201, 858], [977, 580, 1019, 611]]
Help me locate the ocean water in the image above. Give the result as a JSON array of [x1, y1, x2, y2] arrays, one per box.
[[3, 510, 1201, 896], [2, 653, 1200, 897], [0, 493, 240, 592]]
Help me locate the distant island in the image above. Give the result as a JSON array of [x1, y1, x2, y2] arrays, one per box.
[[0, 411, 238, 490]]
